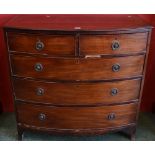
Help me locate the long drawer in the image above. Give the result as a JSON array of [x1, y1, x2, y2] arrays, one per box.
[[7, 32, 76, 56], [10, 54, 145, 81], [13, 78, 141, 105], [80, 33, 148, 55], [16, 102, 138, 129]]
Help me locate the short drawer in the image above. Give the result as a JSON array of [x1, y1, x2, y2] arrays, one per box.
[[16, 102, 138, 129], [7, 32, 75, 56], [10, 54, 145, 81], [80, 33, 148, 55], [13, 78, 141, 105]]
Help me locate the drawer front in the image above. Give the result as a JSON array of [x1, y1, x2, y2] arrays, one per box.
[[7, 32, 75, 56], [80, 33, 148, 55], [13, 78, 141, 105], [10, 54, 145, 81], [16, 102, 137, 129]]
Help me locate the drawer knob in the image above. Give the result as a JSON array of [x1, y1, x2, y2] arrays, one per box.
[[36, 88, 44, 96], [111, 88, 118, 96], [112, 41, 120, 50], [39, 113, 46, 121], [34, 63, 43, 72], [107, 113, 116, 120], [36, 41, 44, 51], [112, 64, 120, 72]]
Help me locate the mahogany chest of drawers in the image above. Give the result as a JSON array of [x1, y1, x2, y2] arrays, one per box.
[[4, 15, 152, 140]]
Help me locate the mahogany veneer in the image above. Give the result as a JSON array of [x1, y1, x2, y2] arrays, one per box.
[[13, 78, 141, 105], [10, 54, 145, 81], [17, 102, 137, 130], [8, 32, 76, 56], [4, 15, 152, 140], [80, 33, 148, 55]]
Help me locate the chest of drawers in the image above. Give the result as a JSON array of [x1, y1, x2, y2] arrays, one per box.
[[4, 15, 152, 140]]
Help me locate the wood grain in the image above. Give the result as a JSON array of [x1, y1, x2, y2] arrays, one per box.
[[7, 32, 76, 56], [16, 102, 138, 129], [4, 15, 152, 140], [13, 78, 141, 105], [80, 33, 148, 55], [10, 54, 145, 81], [4, 15, 152, 31]]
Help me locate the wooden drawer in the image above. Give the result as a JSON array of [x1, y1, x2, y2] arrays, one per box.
[[80, 33, 148, 55], [10, 54, 145, 81], [7, 32, 75, 56], [16, 102, 138, 129], [13, 78, 141, 105]]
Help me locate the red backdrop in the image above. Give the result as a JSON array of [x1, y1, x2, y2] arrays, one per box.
[[0, 14, 155, 112]]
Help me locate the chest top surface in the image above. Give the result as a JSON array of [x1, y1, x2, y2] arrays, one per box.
[[4, 14, 151, 31]]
